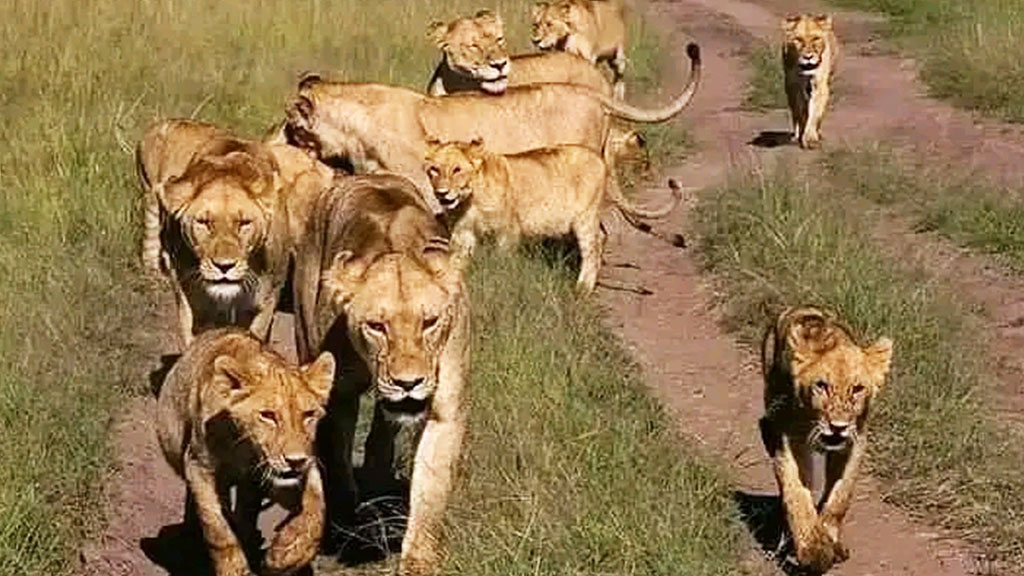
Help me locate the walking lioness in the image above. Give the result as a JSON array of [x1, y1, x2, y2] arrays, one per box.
[[424, 138, 681, 294], [531, 0, 628, 98], [291, 174, 470, 576], [760, 307, 893, 572], [157, 328, 335, 576], [783, 14, 838, 149]]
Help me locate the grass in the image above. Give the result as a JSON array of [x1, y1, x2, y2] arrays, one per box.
[[743, 43, 788, 111], [0, 0, 732, 573], [696, 164, 1024, 569], [828, 0, 1024, 122], [823, 146, 1024, 272]]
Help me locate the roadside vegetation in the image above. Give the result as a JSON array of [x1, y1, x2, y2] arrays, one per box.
[[830, 0, 1024, 122], [696, 163, 1024, 569], [0, 0, 735, 573], [743, 43, 788, 111], [823, 146, 1024, 272]]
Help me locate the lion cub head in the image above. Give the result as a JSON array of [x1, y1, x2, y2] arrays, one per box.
[[162, 141, 280, 301], [783, 14, 833, 76], [323, 237, 462, 417], [428, 10, 509, 94], [769, 307, 893, 452], [531, 1, 579, 51], [423, 138, 485, 212], [210, 340, 335, 489]]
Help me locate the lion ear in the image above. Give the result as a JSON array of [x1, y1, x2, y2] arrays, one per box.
[[303, 352, 336, 404], [289, 95, 315, 124], [213, 355, 250, 402], [531, 2, 547, 21], [816, 14, 834, 30], [427, 21, 449, 47], [161, 177, 197, 215], [782, 16, 800, 32], [784, 308, 836, 362], [865, 337, 893, 386]]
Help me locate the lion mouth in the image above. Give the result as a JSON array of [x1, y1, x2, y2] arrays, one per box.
[[817, 433, 850, 451], [204, 281, 244, 301], [435, 191, 463, 210], [798, 61, 820, 74], [381, 396, 429, 415], [480, 77, 508, 94]]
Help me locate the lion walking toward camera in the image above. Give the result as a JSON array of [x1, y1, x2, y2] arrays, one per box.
[[759, 307, 893, 573], [783, 14, 838, 149]]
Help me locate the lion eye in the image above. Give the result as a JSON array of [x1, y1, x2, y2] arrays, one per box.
[[238, 218, 253, 230], [196, 217, 212, 229], [366, 321, 387, 335], [302, 409, 319, 421], [452, 165, 461, 175], [853, 384, 866, 395], [259, 410, 278, 425], [423, 315, 439, 331], [815, 380, 829, 393], [427, 166, 440, 178]]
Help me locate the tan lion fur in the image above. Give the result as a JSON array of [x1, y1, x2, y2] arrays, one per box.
[[531, 0, 628, 98], [280, 45, 699, 212], [157, 328, 335, 576], [137, 119, 290, 346], [426, 10, 611, 97], [290, 174, 470, 576], [760, 307, 893, 572], [783, 14, 838, 149], [424, 139, 681, 294]]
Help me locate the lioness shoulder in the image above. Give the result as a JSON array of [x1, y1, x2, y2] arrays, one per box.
[[782, 14, 838, 149], [760, 307, 892, 572], [157, 327, 335, 576]]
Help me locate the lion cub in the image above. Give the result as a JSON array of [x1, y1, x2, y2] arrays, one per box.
[[531, 0, 628, 98], [760, 307, 893, 572], [783, 14, 838, 149], [424, 138, 681, 294], [157, 328, 335, 576]]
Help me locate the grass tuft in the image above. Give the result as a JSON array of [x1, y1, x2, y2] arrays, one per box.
[[696, 164, 1024, 568], [743, 43, 788, 111]]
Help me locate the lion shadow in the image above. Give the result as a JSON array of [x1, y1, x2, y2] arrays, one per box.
[[733, 491, 824, 576], [749, 131, 795, 148]]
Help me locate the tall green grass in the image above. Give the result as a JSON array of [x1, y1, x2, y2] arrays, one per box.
[[0, 0, 727, 572], [696, 166, 1024, 569], [743, 43, 788, 111], [829, 0, 1024, 122]]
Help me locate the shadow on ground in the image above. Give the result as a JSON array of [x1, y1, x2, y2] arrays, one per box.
[[734, 490, 827, 576], [749, 131, 795, 148]]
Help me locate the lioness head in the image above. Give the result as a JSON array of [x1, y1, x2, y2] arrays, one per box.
[[423, 138, 485, 212], [783, 14, 833, 76], [323, 238, 462, 417], [428, 10, 510, 94], [212, 347, 335, 489], [530, 1, 577, 51], [776, 307, 892, 452], [163, 142, 279, 301]]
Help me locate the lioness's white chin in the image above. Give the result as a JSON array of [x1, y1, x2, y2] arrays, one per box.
[[271, 476, 303, 489], [481, 78, 508, 94], [204, 282, 243, 301]]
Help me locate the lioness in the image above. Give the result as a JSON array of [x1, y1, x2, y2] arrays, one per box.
[[531, 0, 628, 98], [137, 119, 289, 345], [281, 43, 700, 212], [424, 139, 681, 294], [291, 173, 469, 576], [783, 14, 838, 149], [156, 327, 335, 576], [426, 9, 611, 97], [759, 307, 893, 572]]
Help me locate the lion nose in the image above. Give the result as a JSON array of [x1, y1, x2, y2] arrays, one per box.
[[491, 59, 508, 73], [393, 377, 425, 391], [213, 259, 236, 274], [829, 421, 850, 436], [284, 455, 308, 472]]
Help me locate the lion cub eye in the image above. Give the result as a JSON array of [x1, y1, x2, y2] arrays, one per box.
[[814, 380, 829, 393], [238, 218, 253, 231], [302, 409, 319, 422], [366, 321, 388, 335], [423, 315, 439, 331], [196, 217, 212, 229], [852, 384, 866, 395], [259, 410, 278, 425], [452, 165, 462, 175], [427, 166, 440, 178]]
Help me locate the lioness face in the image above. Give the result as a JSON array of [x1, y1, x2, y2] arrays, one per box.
[[531, 2, 573, 51], [424, 140, 484, 212], [431, 11, 510, 93], [786, 312, 893, 452], [325, 250, 459, 414], [784, 15, 832, 76], [214, 351, 335, 489], [177, 182, 268, 301]]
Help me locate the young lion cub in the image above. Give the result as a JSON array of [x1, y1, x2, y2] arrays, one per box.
[[760, 307, 893, 572], [424, 138, 681, 294], [157, 328, 335, 576], [783, 14, 838, 149]]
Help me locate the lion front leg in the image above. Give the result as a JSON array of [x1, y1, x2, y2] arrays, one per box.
[[770, 433, 835, 572], [172, 280, 197, 347], [574, 213, 605, 295], [265, 466, 326, 575], [802, 82, 830, 149], [184, 455, 253, 576], [818, 438, 866, 563], [321, 393, 360, 538]]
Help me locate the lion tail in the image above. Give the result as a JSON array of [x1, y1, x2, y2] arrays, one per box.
[[607, 177, 686, 247]]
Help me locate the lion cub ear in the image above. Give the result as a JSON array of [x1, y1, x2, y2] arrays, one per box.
[[303, 352, 336, 404], [427, 21, 449, 48], [864, 337, 893, 386], [784, 309, 837, 362], [531, 3, 549, 21], [213, 355, 251, 402], [815, 14, 834, 30]]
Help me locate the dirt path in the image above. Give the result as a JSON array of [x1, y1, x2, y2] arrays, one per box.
[[79, 0, 1024, 574]]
